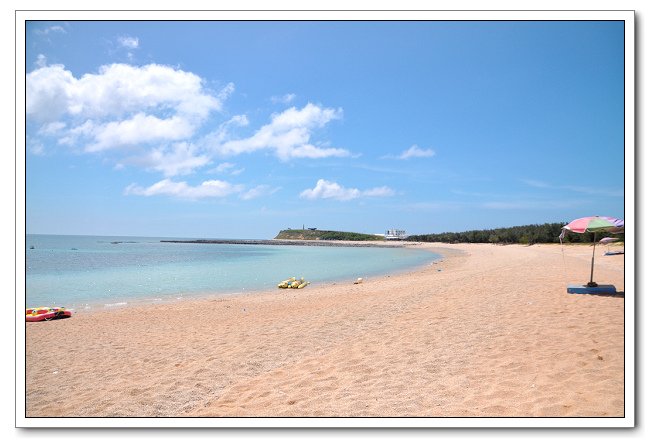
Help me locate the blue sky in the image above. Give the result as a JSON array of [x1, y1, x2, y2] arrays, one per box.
[[25, 20, 625, 239]]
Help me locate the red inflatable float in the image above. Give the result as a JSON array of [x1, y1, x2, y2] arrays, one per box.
[[26, 306, 72, 322]]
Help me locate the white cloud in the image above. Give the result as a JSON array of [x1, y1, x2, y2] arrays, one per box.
[[38, 121, 66, 136], [25, 62, 368, 201], [26, 63, 226, 147], [300, 179, 359, 201], [207, 162, 245, 176], [124, 178, 277, 201], [201, 114, 249, 147], [124, 178, 244, 200], [122, 142, 211, 177], [272, 103, 340, 128], [35, 54, 47, 68], [83, 113, 196, 152], [362, 186, 395, 197], [271, 93, 297, 104], [26, 63, 236, 176], [118, 36, 139, 49], [384, 145, 436, 160], [214, 103, 352, 161], [227, 115, 249, 127], [27, 137, 44, 155], [57, 120, 94, 146], [214, 162, 235, 172], [26, 65, 78, 123], [299, 179, 394, 201], [35, 25, 66, 35], [240, 185, 280, 200], [217, 83, 235, 103]]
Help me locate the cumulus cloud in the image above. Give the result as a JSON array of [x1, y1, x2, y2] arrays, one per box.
[[27, 63, 225, 134], [299, 179, 394, 201], [118, 36, 139, 49], [213, 103, 352, 161], [84, 114, 196, 152], [384, 145, 436, 160], [26, 62, 234, 176], [26, 61, 364, 201], [124, 178, 244, 200]]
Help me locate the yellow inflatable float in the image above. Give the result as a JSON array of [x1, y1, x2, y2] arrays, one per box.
[[277, 277, 310, 289]]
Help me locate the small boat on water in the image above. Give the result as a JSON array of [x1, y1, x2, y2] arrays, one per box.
[[278, 277, 310, 289], [26, 306, 72, 322]]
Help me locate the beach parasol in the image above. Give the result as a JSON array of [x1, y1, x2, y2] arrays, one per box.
[[559, 216, 624, 287]]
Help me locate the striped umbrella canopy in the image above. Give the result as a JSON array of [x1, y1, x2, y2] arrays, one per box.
[[562, 216, 624, 234]]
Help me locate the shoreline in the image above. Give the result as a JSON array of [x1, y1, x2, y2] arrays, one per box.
[[67, 244, 454, 317], [25, 242, 624, 418], [30, 240, 445, 315]]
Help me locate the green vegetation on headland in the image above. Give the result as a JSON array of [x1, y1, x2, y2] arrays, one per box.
[[407, 223, 625, 245], [275, 229, 385, 241], [165, 222, 623, 246]]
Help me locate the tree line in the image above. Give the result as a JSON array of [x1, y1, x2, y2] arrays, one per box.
[[407, 223, 625, 245]]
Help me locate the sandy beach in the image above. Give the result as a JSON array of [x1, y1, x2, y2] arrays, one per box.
[[24, 242, 625, 418]]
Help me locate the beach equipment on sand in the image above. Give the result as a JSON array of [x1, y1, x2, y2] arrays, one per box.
[[26, 306, 72, 322], [559, 216, 624, 293], [600, 237, 624, 256], [277, 277, 310, 289]]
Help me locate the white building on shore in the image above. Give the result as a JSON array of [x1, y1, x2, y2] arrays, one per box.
[[384, 229, 407, 240]]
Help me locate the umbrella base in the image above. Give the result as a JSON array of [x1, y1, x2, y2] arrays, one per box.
[[567, 284, 617, 295], [604, 250, 624, 256]]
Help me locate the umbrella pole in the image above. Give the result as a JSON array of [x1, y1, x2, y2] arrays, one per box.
[[587, 232, 598, 287]]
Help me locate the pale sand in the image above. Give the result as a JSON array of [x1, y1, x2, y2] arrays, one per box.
[[25, 243, 625, 418]]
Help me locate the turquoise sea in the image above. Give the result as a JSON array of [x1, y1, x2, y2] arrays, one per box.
[[25, 235, 441, 311]]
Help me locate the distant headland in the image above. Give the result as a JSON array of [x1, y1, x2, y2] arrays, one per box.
[[160, 228, 400, 247], [274, 229, 385, 241]]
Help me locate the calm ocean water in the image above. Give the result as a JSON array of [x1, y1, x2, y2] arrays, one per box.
[[25, 235, 441, 310]]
